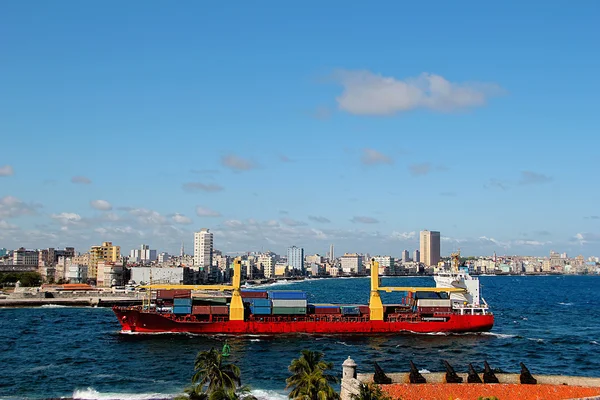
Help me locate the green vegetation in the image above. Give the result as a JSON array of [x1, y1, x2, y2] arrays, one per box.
[[0, 272, 42, 287], [177, 348, 257, 400], [286, 349, 339, 400], [351, 382, 391, 400]]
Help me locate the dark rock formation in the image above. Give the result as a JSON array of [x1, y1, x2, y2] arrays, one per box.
[[483, 360, 500, 383], [409, 360, 427, 384], [520, 362, 537, 384], [373, 361, 392, 384], [467, 363, 483, 383], [443, 360, 463, 383]]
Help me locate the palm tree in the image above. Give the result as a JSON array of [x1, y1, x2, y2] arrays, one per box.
[[286, 349, 340, 400], [351, 383, 391, 400], [192, 348, 241, 395]]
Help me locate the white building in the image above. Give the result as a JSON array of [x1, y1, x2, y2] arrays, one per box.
[[373, 256, 395, 275], [287, 246, 304, 272], [130, 267, 187, 285], [420, 230, 441, 267], [413, 249, 420, 263], [194, 228, 213, 268], [129, 244, 157, 263], [158, 252, 170, 263], [340, 253, 364, 275], [13, 248, 39, 265], [68, 265, 88, 283], [258, 253, 276, 278]]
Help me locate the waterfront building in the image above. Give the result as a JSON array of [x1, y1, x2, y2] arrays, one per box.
[[158, 252, 170, 263], [340, 253, 364, 275], [89, 242, 121, 280], [420, 230, 440, 267], [193, 228, 213, 268], [68, 265, 88, 283], [413, 249, 420, 263], [372, 256, 395, 275], [401, 250, 410, 263], [129, 244, 157, 263], [287, 246, 304, 272], [0, 248, 7, 257], [13, 248, 39, 265], [275, 262, 288, 277], [329, 244, 335, 261], [96, 261, 126, 287], [306, 254, 323, 265], [130, 266, 189, 285], [258, 252, 276, 278]]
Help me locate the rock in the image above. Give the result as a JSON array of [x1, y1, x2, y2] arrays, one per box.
[[409, 360, 427, 384], [443, 360, 463, 383], [373, 361, 392, 384], [467, 363, 483, 383], [520, 362, 537, 384], [483, 361, 500, 383]]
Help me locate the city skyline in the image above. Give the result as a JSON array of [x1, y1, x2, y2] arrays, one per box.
[[1, 2, 599, 257]]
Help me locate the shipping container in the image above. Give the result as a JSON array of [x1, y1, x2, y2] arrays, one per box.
[[313, 307, 341, 315], [174, 298, 193, 306], [241, 290, 269, 299], [271, 299, 307, 308], [210, 305, 229, 315], [268, 291, 307, 300], [418, 307, 452, 313], [417, 299, 451, 308], [247, 298, 271, 307], [192, 305, 211, 315], [341, 306, 360, 315], [157, 290, 175, 300], [358, 305, 370, 314], [271, 306, 307, 315], [250, 306, 272, 315], [173, 306, 192, 314]]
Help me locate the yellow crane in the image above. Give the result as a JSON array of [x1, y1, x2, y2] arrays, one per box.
[[368, 260, 466, 321]]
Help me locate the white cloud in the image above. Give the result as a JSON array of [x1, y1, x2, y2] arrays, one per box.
[[0, 196, 40, 218], [391, 231, 416, 240], [0, 220, 18, 230], [361, 148, 392, 166], [129, 208, 167, 225], [334, 70, 503, 115], [519, 171, 553, 185], [221, 154, 256, 171], [71, 176, 92, 184], [196, 206, 221, 217], [0, 165, 14, 176], [90, 200, 112, 211], [50, 212, 83, 225], [182, 182, 224, 193], [281, 217, 307, 227], [409, 163, 432, 177], [308, 216, 331, 223], [172, 213, 192, 225]]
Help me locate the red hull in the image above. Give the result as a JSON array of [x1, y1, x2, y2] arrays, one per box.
[[113, 308, 494, 334]]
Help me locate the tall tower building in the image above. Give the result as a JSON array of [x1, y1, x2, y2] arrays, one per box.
[[194, 228, 213, 268], [287, 246, 305, 272], [329, 244, 335, 261], [401, 250, 410, 263], [420, 230, 440, 267], [413, 249, 420, 263]]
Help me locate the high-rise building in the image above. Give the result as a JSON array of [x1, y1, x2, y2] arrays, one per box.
[[413, 249, 420, 263], [420, 230, 440, 266], [401, 250, 410, 263], [130, 244, 157, 263], [287, 246, 304, 272], [258, 253, 276, 278], [340, 253, 364, 275], [194, 228, 213, 268], [89, 242, 120, 279], [329, 244, 335, 261], [372, 256, 395, 275]]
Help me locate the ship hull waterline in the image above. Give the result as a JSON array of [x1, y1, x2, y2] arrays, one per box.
[[114, 309, 494, 335]]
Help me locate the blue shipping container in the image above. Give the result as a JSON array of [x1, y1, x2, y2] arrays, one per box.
[[250, 306, 272, 315], [174, 298, 192, 306], [249, 298, 272, 307], [173, 306, 192, 314], [341, 306, 360, 315], [268, 291, 307, 300]]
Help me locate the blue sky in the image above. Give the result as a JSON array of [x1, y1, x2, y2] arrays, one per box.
[[1, 1, 599, 258]]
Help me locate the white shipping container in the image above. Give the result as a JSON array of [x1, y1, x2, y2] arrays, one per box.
[[271, 299, 308, 308], [417, 299, 452, 308]]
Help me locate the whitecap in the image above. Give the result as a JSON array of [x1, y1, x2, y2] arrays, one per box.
[[73, 387, 177, 399], [249, 389, 288, 400], [480, 332, 517, 339], [558, 302, 573, 306], [419, 369, 431, 373]]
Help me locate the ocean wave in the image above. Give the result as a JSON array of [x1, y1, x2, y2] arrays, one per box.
[[27, 363, 58, 372], [480, 332, 517, 339], [249, 389, 288, 400], [40, 304, 70, 308], [419, 369, 431, 373], [252, 280, 299, 288], [558, 302, 573, 306], [73, 387, 177, 399], [591, 341, 600, 346]]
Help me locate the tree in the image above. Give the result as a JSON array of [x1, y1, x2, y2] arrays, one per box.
[[176, 348, 256, 400], [351, 383, 391, 400], [286, 349, 339, 400]]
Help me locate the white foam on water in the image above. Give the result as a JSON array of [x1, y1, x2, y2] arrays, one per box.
[[527, 337, 545, 343], [27, 363, 57, 372], [336, 341, 351, 347], [40, 304, 70, 308], [419, 369, 431, 373], [558, 302, 573, 306], [480, 332, 517, 339], [250, 338, 261, 342], [72, 387, 177, 399], [249, 389, 288, 400], [252, 280, 299, 288], [591, 341, 599, 346]]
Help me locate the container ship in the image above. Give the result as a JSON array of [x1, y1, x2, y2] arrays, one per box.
[[113, 258, 493, 334]]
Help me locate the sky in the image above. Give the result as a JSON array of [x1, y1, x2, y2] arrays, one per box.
[[1, 1, 599, 258]]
